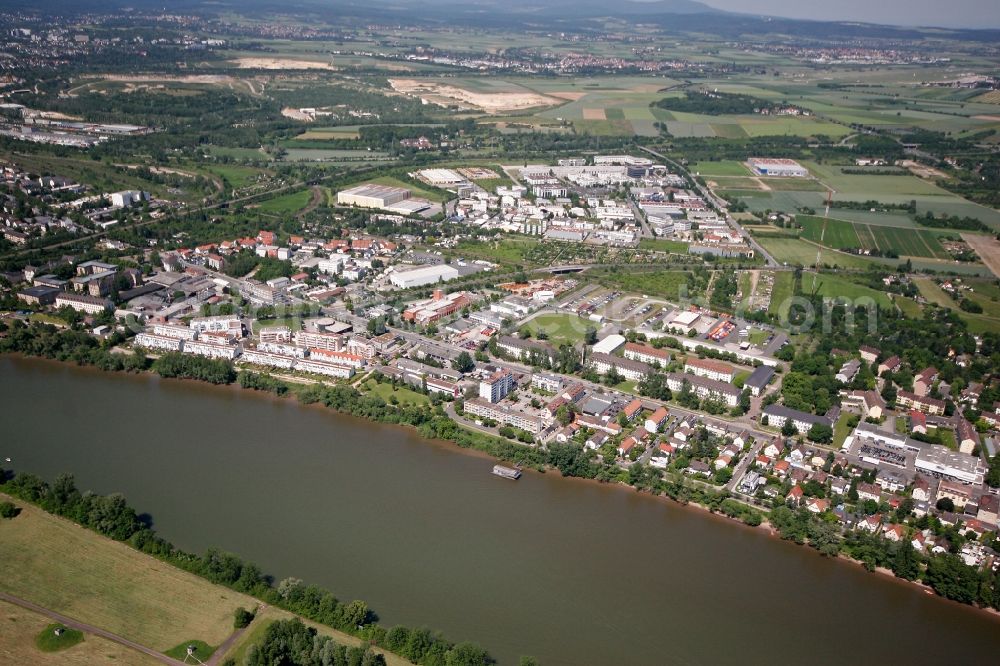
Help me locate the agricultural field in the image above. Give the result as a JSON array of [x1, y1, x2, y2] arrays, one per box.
[[754, 235, 892, 270], [201, 164, 265, 189], [0, 496, 253, 656], [797, 215, 950, 258]]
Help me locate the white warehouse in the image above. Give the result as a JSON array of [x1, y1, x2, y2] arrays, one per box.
[[390, 264, 460, 289]]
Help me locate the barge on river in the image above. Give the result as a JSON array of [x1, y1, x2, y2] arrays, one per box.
[[492, 464, 522, 480]]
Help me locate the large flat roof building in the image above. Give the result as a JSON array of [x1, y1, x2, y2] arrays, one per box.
[[390, 264, 460, 289], [747, 158, 808, 178], [337, 184, 411, 209]]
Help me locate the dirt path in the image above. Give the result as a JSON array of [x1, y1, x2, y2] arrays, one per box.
[[0, 591, 185, 666], [961, 233, 1000, 280], [296, 186, 324, 219], [206, 604, 266, 666]]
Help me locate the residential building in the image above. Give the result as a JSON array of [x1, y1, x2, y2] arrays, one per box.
[[54, 292, 112, 314], [644, 407, 669, 434], [310, 348, 366, 368], [744, 366, 775, 397], [294, 358, 355, 379], [294, 330, 344, 352], [836, 359, 861, 384], [190, 315, 242, 335], [134, 333, 184, 352], [464, 398, 543, 434], [531, 373, 563, 394], [259, 326, 292, 344], [497, 335, 555, 363], [183, 339, 240, 360], [666, 373, 741, 407], [683, 357, 735, 383], [956, 418, 980, 455], [877, 356, 901, 376], [480, 369, 515, 403], [589, 352, 651, 382], [762, 404, 832, 435], [896, 390, 945, 415], [17, 285, 60, 306], [622, 342, 671, 366]]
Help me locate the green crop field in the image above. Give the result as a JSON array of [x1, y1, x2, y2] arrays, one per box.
[[798, 216, 860, 249]]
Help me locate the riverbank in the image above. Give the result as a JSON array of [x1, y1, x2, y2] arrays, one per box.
[[4, 352, 1000, 665], [3, 350, 996, 617]]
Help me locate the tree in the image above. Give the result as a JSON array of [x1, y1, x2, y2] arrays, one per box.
[[891, 543, 920, 581], [0, 501, 18, 519], [807, 423, 833, 444], [584, 327, 598, 345], [234, 607, 255, 628], [781, 419, 796, 437], [452, 351, 475, 373], [936, 497, 955, 512]]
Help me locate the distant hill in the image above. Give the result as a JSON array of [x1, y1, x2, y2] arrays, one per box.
[[4, 0, 1000, 42]]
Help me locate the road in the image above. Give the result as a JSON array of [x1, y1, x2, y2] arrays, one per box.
[[638, 145, 780, 268], [0, 591, 187, 665]]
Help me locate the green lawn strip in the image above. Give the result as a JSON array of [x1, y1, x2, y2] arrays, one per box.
[[34, 624, 84, 652], [164, 639, 216, 661]]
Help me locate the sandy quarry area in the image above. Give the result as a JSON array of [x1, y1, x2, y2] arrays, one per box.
[[231, 57, 336, 70], [961, 233, 1000, 280], [388, 78, 558, 113]]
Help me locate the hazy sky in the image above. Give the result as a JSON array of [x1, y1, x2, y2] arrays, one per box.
[[699, 0, 1000, 29]]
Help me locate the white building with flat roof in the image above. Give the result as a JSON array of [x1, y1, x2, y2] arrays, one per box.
[[389, 264, 460, 289], [592, 334, 626, 355], [337, 184, 411, 209]]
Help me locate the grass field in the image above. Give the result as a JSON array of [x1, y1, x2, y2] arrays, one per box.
[[0, 600, 157, 666], [914, 278, 1000, 333], [598, 269, 702, 301], [523, 313, 591, 345], [256, 189, 313, 214], [638, 238, 690, 254], [691, 160, 751, 177], [252, 317, 303, 334], [202, 164, 263, 189], [363, 380, 430, 406], [453, 237, 541, 266], [755, 236, 890, 270], [797, 215, 949, 259], [0, 495, 253, 654], [768, 272, 794, 317], [801, 273, 892, 308]]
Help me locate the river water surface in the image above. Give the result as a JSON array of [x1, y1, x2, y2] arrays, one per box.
[[2, 355, 999, 665]]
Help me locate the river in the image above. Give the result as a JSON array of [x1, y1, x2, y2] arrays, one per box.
[[2, 355, 999, 665]]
